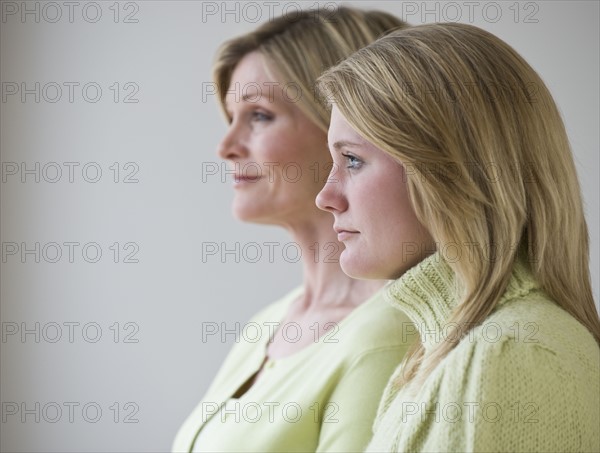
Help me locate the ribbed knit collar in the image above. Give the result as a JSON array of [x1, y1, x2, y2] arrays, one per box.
[[385, 251, 540, 353]]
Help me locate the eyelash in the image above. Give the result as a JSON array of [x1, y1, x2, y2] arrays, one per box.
[[250, 111, 272, 122], [227, 110, 273, 125], [341, 152, 363, 170]]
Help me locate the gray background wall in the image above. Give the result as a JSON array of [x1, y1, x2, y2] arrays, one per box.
[[1, 1, 598, 451]]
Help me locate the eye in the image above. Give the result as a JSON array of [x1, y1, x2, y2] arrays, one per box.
[[250, 110, 273, 122], [342, 152, 363, 170]]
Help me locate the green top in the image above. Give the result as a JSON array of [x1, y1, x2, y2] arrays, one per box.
[[172, 286, 414, 452], [367, 252, 600, 452]]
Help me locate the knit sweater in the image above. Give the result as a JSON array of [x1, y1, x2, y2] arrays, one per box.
[[367, 252, 600, 452]]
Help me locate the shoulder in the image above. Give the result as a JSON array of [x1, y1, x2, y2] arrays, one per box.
[[468, 290, 599, 366], [448, 290, 599, 380], [328, 289, 417, 367], [437, 292, 600, 451]]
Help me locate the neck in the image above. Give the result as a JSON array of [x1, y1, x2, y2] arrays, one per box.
[[284, 211, 385, 312]]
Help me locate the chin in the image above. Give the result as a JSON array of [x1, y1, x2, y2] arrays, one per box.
[[231, 203, 274, 225], [232, 206, 253, 222], [232, 208, 260, 223], [340, 249, 395, 280], [339, 251, 375, 280]]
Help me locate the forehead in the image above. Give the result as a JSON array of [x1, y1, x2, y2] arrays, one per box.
[[229, 51, 273, 86], [328, 106, 403, 166], [328, 107, 369, 143], [225, 51, 289, 106]]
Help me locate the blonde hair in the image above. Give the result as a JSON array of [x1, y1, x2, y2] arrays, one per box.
[[212, 6, 407, 132], [317, 23, 600, 389]]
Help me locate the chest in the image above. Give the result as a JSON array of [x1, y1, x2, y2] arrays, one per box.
[[265, 308, 352, 359]]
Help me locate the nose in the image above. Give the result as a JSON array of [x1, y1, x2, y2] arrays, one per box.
[[217, 122, 248, 161], [316, 169, 348, 213]]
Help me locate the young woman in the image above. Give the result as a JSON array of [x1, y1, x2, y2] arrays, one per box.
[[316, 23, 600, 452], [172, 8, 412, 452]]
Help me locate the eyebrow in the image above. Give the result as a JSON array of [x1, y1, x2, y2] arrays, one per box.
[[223, 97, 258, 120], [225, 92, 276, 113], [331, 140, 361, 151], [241, 93, 262, 102], [225, 94, 255, 108]]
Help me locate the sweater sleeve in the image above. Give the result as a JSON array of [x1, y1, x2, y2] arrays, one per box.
[[425, 335, 600, 453], [316, 346, 409, 453]]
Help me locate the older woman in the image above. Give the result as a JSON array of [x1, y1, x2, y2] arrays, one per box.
[[316, 23, 600, 452], [172, 7, 412, 453]]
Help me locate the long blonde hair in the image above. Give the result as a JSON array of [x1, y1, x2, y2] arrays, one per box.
[[317, 23, 600, 389], [212, 6, 407, 132]]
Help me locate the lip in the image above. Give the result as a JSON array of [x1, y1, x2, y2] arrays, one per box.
[[334, 226, 359, 241], [233, 175, 262, 186]]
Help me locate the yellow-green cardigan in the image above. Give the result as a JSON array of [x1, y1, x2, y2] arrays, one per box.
[[172, 286, 414, 452]]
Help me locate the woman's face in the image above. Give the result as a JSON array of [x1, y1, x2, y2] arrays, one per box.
[[316, 106, 435, 280], [218, 51, 330, 226]]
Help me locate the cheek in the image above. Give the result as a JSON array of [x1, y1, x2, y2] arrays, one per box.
[[260, 140, 303, 183], [262, 122, 326, 164], [252, 134, 283, 161], [357, 185, 420, 252], [352, 182, 391, 227]]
